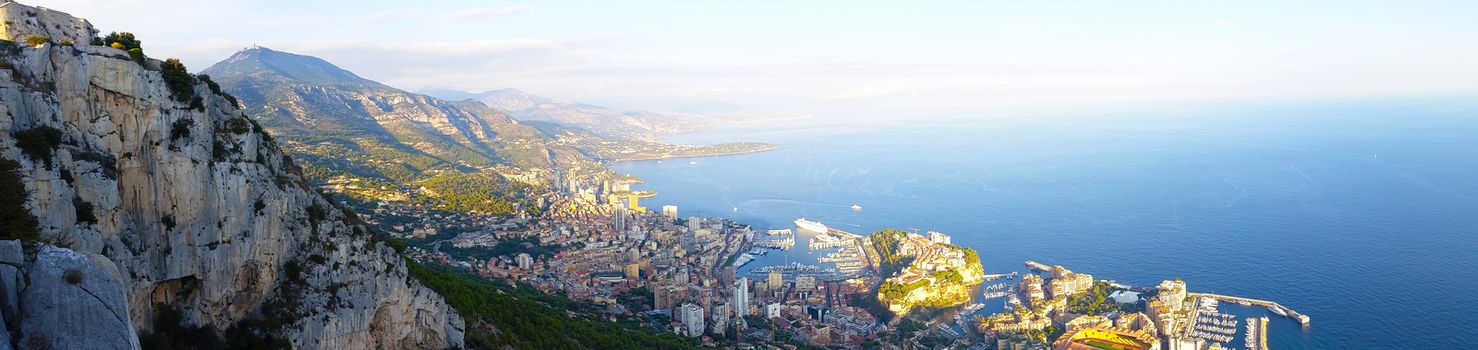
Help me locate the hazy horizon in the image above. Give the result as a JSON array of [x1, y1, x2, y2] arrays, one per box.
[[36, 0, 1478, 117]]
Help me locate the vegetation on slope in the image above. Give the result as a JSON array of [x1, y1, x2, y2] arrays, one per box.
[[869, 229, 914, 276], [0, 159, 41, 242], [414, 172, 540, 215], [1068, 281, 1141, 315], [406, 261, 700, 350]]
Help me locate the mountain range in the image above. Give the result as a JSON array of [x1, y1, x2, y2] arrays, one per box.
[[423, 88, 748, 141], [201, 47, 776, 207], [200, 47, 593, 209]]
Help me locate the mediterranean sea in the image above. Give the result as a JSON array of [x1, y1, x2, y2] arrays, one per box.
[[610, 101, 1478, 349]]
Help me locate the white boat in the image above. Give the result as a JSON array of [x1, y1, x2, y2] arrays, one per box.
[[850, 204, 862, 211], [688, 160, 697, 165], [1268, 305, 1287, 316], [795, 217, 828, 233]]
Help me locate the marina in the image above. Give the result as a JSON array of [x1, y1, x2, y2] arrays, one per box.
[[1185, 306, 1239, 344], [1192, 292, 1311, 325], [751, 235, 794, 249], [980, 283, 1011, 299], [1245, 317, 1269, 350]]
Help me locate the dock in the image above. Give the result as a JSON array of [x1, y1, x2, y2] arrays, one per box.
[[1244, 316, 1269, 350], [1192, 292, 1310, 325], [1024, 260, 1051, 273], [982, 271, 1018, 281]]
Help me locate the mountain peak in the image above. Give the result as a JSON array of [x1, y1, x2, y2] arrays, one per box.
[[203, 46, 385, 88]]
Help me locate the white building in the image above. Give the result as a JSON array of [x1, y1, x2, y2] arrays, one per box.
[[927, 231, 951, 245], [766, 303, 783, 319], [678, 303, 705, 337], [515, 253, 534, 270], [662, 205, 679, 221], [732, 277, 750, 316], [687, 217, 702, 234]]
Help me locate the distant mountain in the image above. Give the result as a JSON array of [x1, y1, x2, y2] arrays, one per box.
[[203, 46, 386, 88], [202, 47, 589, 207], [423, 88, 717, 141]]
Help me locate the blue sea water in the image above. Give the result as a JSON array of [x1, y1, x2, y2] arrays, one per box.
[[610, 102, 1478, 349]]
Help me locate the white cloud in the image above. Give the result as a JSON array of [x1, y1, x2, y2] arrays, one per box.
[[357, 9, 407, 24], [445, 5, 528, 21]]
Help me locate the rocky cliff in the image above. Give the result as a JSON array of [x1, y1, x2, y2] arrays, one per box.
[[0, 2, 462, 348]]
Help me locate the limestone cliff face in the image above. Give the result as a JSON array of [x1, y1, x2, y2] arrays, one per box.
[[0, 2, 462, 348]]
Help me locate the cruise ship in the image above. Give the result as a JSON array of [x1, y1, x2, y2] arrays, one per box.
[[794, 217, 828, 233]]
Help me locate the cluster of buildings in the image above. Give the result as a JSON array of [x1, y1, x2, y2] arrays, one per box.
[[877, 230, 984, 314], [399, 172, 893, 346], [980, 263, 1163, 350], [979, 261, 1267, 350]]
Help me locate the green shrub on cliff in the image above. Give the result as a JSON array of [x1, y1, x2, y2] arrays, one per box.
[[13, 126, 63, 169], [0, 159, 41, 242], [161, 58, 196, 103], [25, 35, 48, 46]]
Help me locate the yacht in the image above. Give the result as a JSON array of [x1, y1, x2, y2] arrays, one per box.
[[794, 217, 828, 233]]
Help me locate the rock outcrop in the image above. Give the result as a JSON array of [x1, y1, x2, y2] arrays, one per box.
[[0, 2, 463, 348], [16, 244, 137, 350]]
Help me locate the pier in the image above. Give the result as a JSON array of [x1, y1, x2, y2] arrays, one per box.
[[1191, 292, 1310, 325], [982, 271, 1018, 281], [1024, 260, 1052, 273], [1244, 317, 1269, 350]]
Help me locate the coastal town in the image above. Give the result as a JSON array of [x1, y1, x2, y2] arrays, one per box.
[[341, 173, 1307, 349]]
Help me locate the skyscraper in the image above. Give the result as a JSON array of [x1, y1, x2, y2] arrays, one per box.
[[768, 269, 784, 290], [613, 205, 627, 232], [515, 253, 533, 270], [732, 277, 750, 316], [678, 302, 705, 337], [663, 205, 679, 221]]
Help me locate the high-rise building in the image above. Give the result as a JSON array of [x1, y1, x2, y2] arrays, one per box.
[[662, 205, 679, 221], [515, 253, 534, 270], [768, 269, 784, 290], [678, 303, 705, 337], [654, 284, 676, 310], [732, 277, 750, 316], [710, 302, 731, 336], [613, 205, 627, 232], [625, 263, 642, 280], [687, 217, 702, 234], [795, 274, 817, 291]]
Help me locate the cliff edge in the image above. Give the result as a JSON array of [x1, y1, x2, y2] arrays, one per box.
[[0, 2, 463, 348]]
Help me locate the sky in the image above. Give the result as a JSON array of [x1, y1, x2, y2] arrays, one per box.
[[30, 0, 1478, 116]]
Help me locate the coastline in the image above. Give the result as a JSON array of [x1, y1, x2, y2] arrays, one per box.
[[607, 143, 782, 162]]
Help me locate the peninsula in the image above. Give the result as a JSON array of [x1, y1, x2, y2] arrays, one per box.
[[869, 229, 985, 315]]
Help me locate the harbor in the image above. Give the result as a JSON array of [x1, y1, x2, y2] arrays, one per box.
[[1244, 316, 1269, 350], [1192, 292, 1311, 326]]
